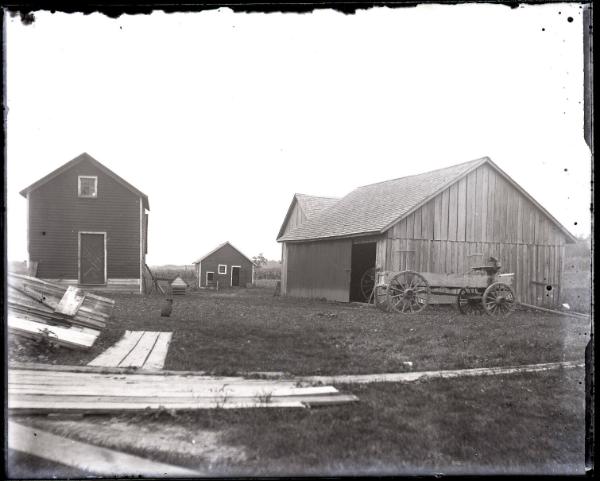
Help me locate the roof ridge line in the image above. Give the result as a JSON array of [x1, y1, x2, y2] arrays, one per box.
[[355, 156, 490, 189]]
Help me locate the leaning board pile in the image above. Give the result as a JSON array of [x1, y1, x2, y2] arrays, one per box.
[[7, 273, 115, 349]]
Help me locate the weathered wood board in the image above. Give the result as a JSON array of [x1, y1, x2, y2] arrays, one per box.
[[54, 286, 86, 316], [8, 366, 359, 413]]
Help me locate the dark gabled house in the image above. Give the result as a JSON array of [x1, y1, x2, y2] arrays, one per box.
[[193, 241, 255, 288], [277, 157, 576, 306], [19, 152, 149, 293]]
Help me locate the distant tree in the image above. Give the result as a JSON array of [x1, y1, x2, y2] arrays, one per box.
[[252, 253, 268, 268]]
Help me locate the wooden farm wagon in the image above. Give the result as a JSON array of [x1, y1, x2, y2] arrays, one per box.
[[362, 257, 516, 316]]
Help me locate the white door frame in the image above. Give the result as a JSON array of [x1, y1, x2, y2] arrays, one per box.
[[78, 231, 107, 285], [230, 265, 241, 287]]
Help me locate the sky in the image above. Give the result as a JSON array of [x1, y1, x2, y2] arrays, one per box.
[[5, 4, 591, 265]]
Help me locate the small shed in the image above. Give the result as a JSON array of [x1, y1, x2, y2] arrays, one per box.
[[170, 276, 188, 296], [277, 157, 576, 306], [193, 242, 255, 289]]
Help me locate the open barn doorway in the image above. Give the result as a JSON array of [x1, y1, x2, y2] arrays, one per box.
[[349, 242, 377, 302]]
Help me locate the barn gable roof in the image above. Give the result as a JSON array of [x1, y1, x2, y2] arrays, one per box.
[[276, 193, 340, 240], [19, 152, 150, 210], [278, 157, 577, 244], [193, 241, 254, 265]]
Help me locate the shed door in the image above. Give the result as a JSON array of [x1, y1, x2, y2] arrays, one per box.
[[231, 266, 240, 287], [79, 233, 106, 285], [286, 239, 352, 302]]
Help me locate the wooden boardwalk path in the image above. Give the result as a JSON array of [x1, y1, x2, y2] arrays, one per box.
[[88, 331, 172, 369]]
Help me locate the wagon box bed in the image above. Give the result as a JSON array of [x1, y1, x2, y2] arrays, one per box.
[[374, 264, 516, 316]]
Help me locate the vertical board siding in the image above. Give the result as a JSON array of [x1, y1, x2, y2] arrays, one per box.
[[457, 177, 467, 241], [286, 239, 352, 302], [465, 171, 476, 242], [282, 201, 308, 237], [380, 164, 570, 307], [28, 158, 142, 281]]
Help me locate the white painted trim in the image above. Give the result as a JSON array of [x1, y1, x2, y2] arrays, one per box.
[[139, 198, 143, 294], [251, 264, 255, 285], [78, 231, 107, 286], [197, 262, 202, 288], [25, 195, 30, 265], [218, 264, 227, 275], [230, 265, 241, 287], [77, 175, 98, 198], [205, 271, 215, 285]]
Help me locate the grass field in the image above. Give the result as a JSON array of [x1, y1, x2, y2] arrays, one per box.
[[8, 287, 588, 476], [14, 367, 585, 476], [9, 287, 589, 374]]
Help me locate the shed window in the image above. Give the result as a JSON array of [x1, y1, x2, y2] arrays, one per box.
[[218, 264, 227, 275], [78, 176, 98, 198], [206, 272, 215, 282]]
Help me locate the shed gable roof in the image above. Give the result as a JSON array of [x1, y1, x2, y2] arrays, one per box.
[[278, 157, 576, 244], [193, 241, 254, 264], [276, 193, 340, 240], [19, 152, 150, 210]]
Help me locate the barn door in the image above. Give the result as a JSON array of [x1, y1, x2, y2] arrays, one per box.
[[79, 233, 106, 285], [286, 239, 352, 302]]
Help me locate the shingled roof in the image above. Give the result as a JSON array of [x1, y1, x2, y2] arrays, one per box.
[[278, 157, 577, 243], [276, 193, 340, 240]]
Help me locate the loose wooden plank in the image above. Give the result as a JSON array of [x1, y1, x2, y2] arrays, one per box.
[[142, 332, 173, 370], [7, 315, 99, 349], [88, 331, 144, 367], [54, 286, 86, 316], [118, 331, 161, 368], [299, 361, 584, 385], [8, 421, 201, 476]]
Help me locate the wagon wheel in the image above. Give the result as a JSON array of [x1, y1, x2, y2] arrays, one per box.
[[374, 285, 389, 311], [482, 282, 516, 317], [386, 271, 430, 314], [457, 288, 485, 315], [360, 267, 376, 302]]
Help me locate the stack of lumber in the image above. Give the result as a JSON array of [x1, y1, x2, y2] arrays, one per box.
[[7, 274, 115, 350], [170, 276, 187, 296], [8, 364, 359, 413]]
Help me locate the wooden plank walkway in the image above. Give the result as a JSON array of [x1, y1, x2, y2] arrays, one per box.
[[8, 420, 200, 477], [88, 331, 172, 369], [298, 361, 584, 385], [7, 367, 358, 413]]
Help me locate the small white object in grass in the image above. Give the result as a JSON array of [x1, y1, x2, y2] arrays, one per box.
[[562, 303, 571, 310], [403, 361, 413, 368]]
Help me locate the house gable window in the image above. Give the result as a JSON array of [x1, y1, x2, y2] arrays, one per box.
[[218, 264, 227, 275], [78, 176, 98, 198]]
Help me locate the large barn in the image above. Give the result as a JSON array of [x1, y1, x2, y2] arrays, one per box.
[[19, 153, 149, 293], [277, 157, 576, 306]]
